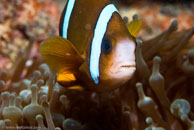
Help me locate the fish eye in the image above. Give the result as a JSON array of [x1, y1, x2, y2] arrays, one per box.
[[102, 38, 112, 54]]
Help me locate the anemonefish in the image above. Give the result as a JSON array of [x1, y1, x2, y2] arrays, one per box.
[[40, 0, 142, 92]]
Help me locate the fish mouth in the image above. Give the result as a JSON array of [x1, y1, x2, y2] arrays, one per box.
[[110, 61, 136, 74], [120, 65, 136, 68]]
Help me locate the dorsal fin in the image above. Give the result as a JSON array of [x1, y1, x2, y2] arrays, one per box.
[[127, 19, 142, 37]]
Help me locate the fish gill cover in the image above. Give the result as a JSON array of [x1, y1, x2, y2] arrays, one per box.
[[0, 0, 194, 130]]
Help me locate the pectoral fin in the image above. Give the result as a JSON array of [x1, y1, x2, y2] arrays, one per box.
[[127, 19, 142, 37], [39, 36, 84, 73]]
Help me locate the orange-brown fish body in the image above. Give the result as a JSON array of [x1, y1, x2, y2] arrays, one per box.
[[40, 0, 141, 92], [59, 0, 109, 53]]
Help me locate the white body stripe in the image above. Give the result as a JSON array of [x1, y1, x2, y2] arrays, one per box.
[[89, 4, 119, 84], [62, 0, 76, 38]]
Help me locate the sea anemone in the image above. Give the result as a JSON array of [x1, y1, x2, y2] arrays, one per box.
[[0, 0, 194, 130]]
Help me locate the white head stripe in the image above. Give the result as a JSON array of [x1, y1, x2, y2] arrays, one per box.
[[62, 0, 76, 38], [89, 4, 119, 84]]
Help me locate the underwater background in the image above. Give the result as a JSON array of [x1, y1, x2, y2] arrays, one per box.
[[0, 0, 194, 129]]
